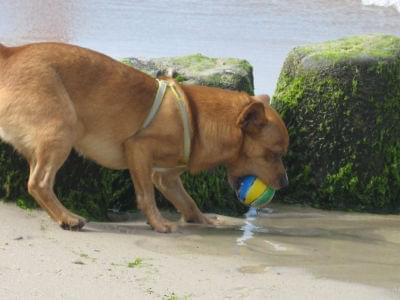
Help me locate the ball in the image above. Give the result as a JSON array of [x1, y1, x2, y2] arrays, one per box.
[[236, 175, 275, 208]]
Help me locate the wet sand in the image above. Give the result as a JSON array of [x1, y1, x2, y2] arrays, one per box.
[[0, 202, 399, 299]]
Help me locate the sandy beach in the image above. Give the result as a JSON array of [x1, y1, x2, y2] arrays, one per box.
[[0, 202, 398, 299]]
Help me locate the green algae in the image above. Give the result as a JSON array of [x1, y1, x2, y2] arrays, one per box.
[[158, 53, 219, 72], [273, 34, 400, 213], [121, 54, 254, 95], [301, 35, 400, 63]]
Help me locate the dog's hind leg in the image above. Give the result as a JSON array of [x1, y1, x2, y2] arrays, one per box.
[[152, 170, 217, 225], [0, 68, 86, 229], [27, 136, 86, 230]]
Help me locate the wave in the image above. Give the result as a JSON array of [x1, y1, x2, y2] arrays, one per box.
[[362, 0, 400, 12]]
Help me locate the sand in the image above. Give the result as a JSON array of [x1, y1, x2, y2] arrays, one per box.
[[0, 202, 398, 300]]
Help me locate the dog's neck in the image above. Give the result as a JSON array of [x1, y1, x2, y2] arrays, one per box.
[[181, 85, 250, 173]]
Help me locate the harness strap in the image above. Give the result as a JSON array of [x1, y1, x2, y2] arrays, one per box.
[[141, 79, 168, 129], [168, 81, 191, 164], [140, 78, 192, 166]]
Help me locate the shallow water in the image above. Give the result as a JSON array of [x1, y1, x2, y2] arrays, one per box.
[[237, 206, 400, 288], [89, 204, 400, 289], [1, 1, 400, 94]]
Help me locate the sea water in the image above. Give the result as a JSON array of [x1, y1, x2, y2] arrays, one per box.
[[0, 0, 399, 94], [362, 0, 400, 12]]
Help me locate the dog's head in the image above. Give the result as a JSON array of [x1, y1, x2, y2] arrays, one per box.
[[227, 94, 289, 191]]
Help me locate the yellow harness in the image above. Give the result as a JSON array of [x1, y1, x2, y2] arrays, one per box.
[[141, 78, 192, 166]]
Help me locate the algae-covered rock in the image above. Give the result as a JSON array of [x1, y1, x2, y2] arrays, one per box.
[[121, 54, 254, 94], [0, 54, 251, 220], [273, 34, 400, 212]]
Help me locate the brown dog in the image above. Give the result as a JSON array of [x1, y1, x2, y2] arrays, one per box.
[[0, 42, 288, 232]]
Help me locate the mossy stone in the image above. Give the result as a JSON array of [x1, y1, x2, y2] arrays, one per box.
[[122, 54, 254, 95], [273, 34, 400, 213]]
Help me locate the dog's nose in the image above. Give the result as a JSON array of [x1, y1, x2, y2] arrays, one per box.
[[279, 173, 289, 188]]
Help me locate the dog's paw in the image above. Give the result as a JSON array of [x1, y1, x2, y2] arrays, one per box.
[[203, 215, 223, 226], [151, 220, 177, 233], [185, 213, 221, 226], [59, 215, 87, 231]]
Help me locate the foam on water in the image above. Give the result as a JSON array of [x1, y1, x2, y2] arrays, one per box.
[[362, 0, 400, 12]]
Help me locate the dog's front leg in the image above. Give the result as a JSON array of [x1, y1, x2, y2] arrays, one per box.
[[124, 139, 176, 233], [152, 170, 218, 225]]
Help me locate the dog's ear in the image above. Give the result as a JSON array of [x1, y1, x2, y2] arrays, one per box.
[[252, 94, 270, 105], [237, 102, 267, 134]]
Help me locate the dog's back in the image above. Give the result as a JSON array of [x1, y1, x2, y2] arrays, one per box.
[[0, 42, 158, 168]]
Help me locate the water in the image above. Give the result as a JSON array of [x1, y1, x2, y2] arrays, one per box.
[[94, 204, 400, 289], [363, 0, 400, 12], [238, 205, 400, 288], [1, 1, 400, 94]]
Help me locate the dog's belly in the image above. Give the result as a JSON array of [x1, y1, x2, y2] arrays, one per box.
[[74, 134, 127, 170]]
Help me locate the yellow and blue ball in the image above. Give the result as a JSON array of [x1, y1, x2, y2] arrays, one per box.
[[237, 176, 275, 208]]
